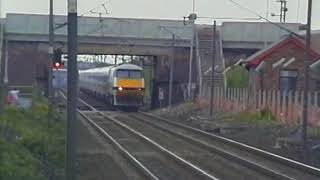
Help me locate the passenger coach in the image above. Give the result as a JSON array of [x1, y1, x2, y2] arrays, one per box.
[[79, 64, 145, 109]]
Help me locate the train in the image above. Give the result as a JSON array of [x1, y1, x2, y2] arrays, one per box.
[[79, 63, 145, 109]]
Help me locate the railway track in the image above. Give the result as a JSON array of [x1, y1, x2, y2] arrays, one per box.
[[59, 91, 320, 179], [77, 99, 218, 180], [122, 112, 320, 180]]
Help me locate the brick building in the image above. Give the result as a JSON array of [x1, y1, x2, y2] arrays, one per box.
[[245, 34, 320, 92]]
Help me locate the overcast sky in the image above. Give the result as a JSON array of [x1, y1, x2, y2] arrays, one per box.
[[1, 0, 320, 29]]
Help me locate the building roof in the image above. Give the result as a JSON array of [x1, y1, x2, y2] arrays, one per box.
[[245, 35, 320, 67]]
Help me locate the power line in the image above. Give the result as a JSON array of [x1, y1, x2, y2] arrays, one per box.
[[159, 26, 183, 39], [79, 0, 110, 17], [54, 0, 110, 31], [102, 3, 109, 14], [227, 0, 304, 39]]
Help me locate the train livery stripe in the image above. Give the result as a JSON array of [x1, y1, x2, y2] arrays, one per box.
[[115, 79, 144, 88]]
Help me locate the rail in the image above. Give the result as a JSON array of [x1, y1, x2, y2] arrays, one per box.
[[58, 91, 219, 180], [58, 91, 159, 180], [79, 99, 219, 180], [138, 111, 320, 178]]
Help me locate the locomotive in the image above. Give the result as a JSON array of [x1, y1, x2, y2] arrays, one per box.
[[79, 63, 145, 109]]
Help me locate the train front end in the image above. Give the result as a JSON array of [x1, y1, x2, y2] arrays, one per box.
[[112, 65, 145, 107]]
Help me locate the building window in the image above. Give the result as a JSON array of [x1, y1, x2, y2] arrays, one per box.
[[279, 70, 298, 92]]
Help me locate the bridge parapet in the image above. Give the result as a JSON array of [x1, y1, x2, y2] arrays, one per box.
[[221, 22, 301, 49], [5, 13, 193, 41]]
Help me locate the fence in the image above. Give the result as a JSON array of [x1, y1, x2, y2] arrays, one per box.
[[199, 87, 320, 127]]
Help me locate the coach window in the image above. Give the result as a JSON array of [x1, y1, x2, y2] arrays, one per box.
[[279, 70, 298, 92]]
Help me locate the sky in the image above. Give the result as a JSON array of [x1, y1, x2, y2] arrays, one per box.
[[1, 0, 320, 29]]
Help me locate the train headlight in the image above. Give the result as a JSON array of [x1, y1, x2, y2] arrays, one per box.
[[118, 87, 123, 91]]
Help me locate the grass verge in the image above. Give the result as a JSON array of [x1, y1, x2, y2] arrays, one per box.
[[227, 108, 277, 126], [0, 95, 66, 180]]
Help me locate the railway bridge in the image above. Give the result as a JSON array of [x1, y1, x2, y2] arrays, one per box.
[[3, 13, 301, 107], [5, 13, 196, 107]]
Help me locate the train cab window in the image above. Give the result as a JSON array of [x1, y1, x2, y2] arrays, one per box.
[[130, 70, 142, 79], [116, 70, 142, 79], [116, 70, 130, 78]]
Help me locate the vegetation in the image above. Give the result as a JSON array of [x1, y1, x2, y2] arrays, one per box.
[[0, 138, 46, 180], [232, 108, 277, 125], [225, 66, 249, 88], [0, 93, 66, 180], [308, 127, 320, 137]]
